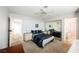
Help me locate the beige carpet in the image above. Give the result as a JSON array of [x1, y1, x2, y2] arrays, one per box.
[[22, 38, 71, 53]]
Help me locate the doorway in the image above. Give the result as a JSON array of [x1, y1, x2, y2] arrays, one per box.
[[8, 17, 23, 47], [64, 18, 77, 44]]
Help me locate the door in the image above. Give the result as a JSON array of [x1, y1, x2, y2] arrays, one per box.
[[9, 17, 23, 47], [64, 18, 77, 44]]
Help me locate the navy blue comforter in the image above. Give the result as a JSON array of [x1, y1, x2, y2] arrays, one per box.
[[32, 33, 52, 47]]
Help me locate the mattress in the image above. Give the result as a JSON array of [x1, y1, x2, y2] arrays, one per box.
[[42, 36, 54, 47]]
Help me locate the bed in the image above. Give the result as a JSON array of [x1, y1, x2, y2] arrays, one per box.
[[31, 30, 54, 47], [49, 29, 61, 38]]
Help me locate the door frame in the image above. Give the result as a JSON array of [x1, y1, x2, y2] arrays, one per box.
[[8, 17, 23, 47], [8, 17, 10, 47]]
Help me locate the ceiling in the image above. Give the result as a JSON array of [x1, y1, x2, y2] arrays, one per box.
[[8, 6, 79, 20]]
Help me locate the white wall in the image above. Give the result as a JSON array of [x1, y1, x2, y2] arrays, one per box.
[[22, 18, 45, 33], [0, 7, 9, 49], [10, 14, 45, 33]]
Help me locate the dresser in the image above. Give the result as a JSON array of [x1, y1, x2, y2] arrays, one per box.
[[23, 33, 32, 41], [43, 31, 50, 35]]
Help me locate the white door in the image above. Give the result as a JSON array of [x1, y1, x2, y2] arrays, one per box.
[[64, 18, 77, 44], [9, 17, 23, 47]]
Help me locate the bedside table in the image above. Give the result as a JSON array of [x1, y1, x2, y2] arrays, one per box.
[[43, 31, 50, 35], [43, 31, 48, 34], [23, 33, 32, 41]]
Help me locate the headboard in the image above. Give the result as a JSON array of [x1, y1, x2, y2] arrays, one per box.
[[31, 30, 43, 34]]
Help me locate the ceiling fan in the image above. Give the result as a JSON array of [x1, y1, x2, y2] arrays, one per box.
[[35, 6, 52, 17]]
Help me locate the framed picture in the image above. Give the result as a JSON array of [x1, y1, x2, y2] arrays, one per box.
[[35, 24, 39, 28], [49, 25, 51, 27]]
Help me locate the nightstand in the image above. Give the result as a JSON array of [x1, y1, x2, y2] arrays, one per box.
[[43, 31, 48, 34], [23, 33, 32, 41], [43, 31, 50, 35]]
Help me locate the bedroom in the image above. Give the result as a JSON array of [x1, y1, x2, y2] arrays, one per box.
[[0, 6, 78, 53]]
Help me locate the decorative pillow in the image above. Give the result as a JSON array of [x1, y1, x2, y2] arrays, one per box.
[[49, 29, 55, 32], [38, 30, 42, 33], [31, 30, 36, 34], [31, 30, 42, 34]]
